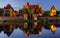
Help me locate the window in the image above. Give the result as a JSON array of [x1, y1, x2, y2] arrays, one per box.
[[5, 10, 10, 16]]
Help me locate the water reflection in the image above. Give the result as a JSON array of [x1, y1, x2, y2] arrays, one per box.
[[0, 22, 59, 36], [51, 25, 56, 34], [38, 26, 44, 35]]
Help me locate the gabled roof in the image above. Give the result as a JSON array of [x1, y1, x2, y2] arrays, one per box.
[[4, 4, 14, 10]]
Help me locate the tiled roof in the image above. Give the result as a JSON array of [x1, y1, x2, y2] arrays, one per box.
[[28, 5, 39, 9]]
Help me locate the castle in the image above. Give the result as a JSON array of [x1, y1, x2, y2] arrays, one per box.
[[3, 3, 56, 20]]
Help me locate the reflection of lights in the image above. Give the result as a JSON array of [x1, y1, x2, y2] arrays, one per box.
[[26, 30, 30, 36], [38, 26, 44, 35], [34, 17, 37, 20], [23, 30, 29, 36], [51, 25, 54, 29], [10, 25, 13, 32], [33, 22, 37, 29], [34, 22, 37, 25], [51, 25, 56, 34], [27, 31, 29, 35], [39, 31, 42, 35]]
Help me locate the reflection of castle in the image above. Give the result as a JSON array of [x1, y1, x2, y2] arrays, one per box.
[[51, 25, 56, 34], [0, 22, 58, 36]]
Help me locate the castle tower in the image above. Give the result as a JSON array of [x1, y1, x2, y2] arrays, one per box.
[[23, 3, 44, 20], [50, 5, 56, 16], [3, 4, 14, 16], [38, 5, 44, 16]]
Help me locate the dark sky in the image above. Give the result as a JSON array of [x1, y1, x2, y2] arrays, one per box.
[[0, 0, 60, 11]]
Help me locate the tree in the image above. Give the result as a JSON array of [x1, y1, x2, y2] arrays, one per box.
[[43, 11, 50, 16], [0, 8, 3, 16], [56, 11, 60, 16]]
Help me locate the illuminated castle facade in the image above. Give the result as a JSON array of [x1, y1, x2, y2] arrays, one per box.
[[50, 5, 56, 16], [3, 3, 57, 20], [3, 4, 17, 16], [20, 3, 44, 20]]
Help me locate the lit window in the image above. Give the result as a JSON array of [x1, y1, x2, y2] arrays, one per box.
[[51, 25, 56, 34], [39, 13, 43, 16]]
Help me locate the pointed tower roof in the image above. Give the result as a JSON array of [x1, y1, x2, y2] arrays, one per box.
[[51, 5, 56, 10], [27, 2, 29, 5]]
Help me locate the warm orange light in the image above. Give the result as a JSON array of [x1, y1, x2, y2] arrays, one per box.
[[39, 13, 43, 16], [50, 13, 54, 16], [38, 26, 44, 35], [51, 25, 56, 34], [10, 25, 13, 32], [26, 30, 30, 36], [25, 5, 28, 9], [39, 31, 42, 35], [34, 16, 37, 20], [51, 10, 56, 13], [51, 9, 56, 16], [34, 22, 37, 25]]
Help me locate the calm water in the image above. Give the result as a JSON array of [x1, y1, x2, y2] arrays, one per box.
[[0, 22, 60, 38]]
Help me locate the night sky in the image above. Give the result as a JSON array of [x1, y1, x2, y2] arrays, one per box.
[[0, 0, 60, 11]]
